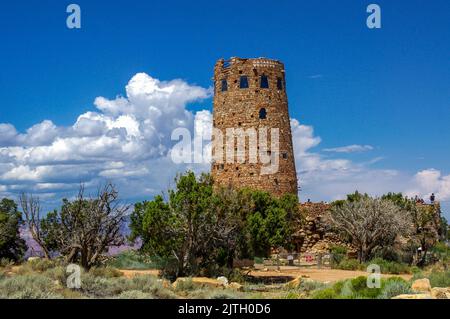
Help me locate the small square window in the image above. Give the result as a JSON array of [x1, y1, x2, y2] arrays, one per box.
[[260, 75, 269, 88], [239, 76, 249, 89], [282, 152, 288, 159]]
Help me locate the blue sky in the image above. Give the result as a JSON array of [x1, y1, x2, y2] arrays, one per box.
[[0, 0, 449, 218]]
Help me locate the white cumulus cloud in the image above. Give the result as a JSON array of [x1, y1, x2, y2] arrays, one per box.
[[0, 73, 211, 205], [406, 169, 450, 201], [323, 144, 374, 153]]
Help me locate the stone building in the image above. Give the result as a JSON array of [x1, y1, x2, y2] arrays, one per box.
[[211, 57, 298, 197]]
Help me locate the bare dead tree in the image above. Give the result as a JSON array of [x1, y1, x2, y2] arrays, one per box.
[[19, 193, 51, 259], [53, 183, 130, 269], [329, 197, 412, 262], [20, 184, 129, 269]]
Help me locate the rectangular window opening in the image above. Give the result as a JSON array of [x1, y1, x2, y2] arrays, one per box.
[[221, 79, 228, 92], [239, 76, 249, 89], [277, 77, 284, 90], [261, 75, 269, 88]]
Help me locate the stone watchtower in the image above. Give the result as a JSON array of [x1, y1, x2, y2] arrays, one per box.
[[211, 57, 298, 197]]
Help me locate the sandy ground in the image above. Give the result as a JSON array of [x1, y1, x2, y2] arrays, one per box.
[[248, 267, 412, 282], [118, 267, 412, 283], [119, 269, 160, 278], [6, 265, 412, 283]]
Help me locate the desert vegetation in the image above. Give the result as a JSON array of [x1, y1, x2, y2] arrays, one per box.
[[0, 171, 448, 299]]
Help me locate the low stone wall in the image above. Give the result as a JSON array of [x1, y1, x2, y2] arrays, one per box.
[[293, 201, 443, 256]]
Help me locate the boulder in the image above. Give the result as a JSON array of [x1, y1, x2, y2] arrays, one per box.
[[217, 276, 229, 286], [392, 294, 433, 299], [157, 279, 171, 289], [285, 276, 312, 289], [285, 276, 302, 289], [430, 287, 450, 299], [411, 278, 432, 293]]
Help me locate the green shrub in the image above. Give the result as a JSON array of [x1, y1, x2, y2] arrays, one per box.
[[298, 280, 326, 293], [89, 266, 122, 278], [81, 273, 177, 299], [0, 274, 61, 299], [283, 291, 302, 299], [43, 266, 67, 285], [431, 242, 449, 262], [117, 290, 154, 299], [337, 258, 362, 270], [331, 280, 345, 294], [410, 266, 422, 275], [0, 258, 14, 268], [212, 268, 246, 284], [174, 277, 195, 292], [26, 258, 60, 272], [330, 245, 348, 266], [338, 280, 355, 298], [209, 291, 240, 299], [80, 274, 128, 298], [129, 275, 159, 291], [428, 269, 450, 288], [366, 258, 411, 274], [304, 276, 412, 300], [310, 287, 338, 299], [379, 279, 412, 299], [129, 275, 177, 298], [254, 257, 264, 264], [8, 289, 64, 299], [108, 250, 157, 270], [349, 276, 382, 299], [411, 270, 426, 281]]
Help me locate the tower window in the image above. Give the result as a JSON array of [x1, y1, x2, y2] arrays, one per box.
[[259, 108, 267, 119], [282, 152, 288, 159], [239, 76, 249, 89], [221, 79, 228, 92], [260, 75, 269, 88], [277, 77, 284, 90]]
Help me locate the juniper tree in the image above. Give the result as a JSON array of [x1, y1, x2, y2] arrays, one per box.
[[0, 198, 27, 262]]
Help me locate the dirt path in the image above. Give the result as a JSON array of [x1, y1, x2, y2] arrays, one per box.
[[118, 267, 412, 283], [119, 269, 159, 278], [249, 267, 412, 283]]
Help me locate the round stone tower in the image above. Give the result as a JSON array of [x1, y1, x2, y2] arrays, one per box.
[[211, 57, 298, 197]]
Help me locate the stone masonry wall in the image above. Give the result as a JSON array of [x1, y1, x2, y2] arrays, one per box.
[[294, 203, 354, 254], [211, 57, 298, 197]]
